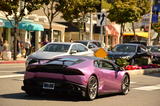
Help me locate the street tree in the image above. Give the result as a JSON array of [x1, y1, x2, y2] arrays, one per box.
[[57, 0, 100, 39], [0, 0, 45, 60], [42, 0, 59, 42], [107, 0, 150, 42]]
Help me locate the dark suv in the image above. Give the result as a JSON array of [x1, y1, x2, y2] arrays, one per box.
[[108, 43, 151, 65]]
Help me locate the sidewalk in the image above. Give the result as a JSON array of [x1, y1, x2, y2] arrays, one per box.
[[0, 57, 26, 64]]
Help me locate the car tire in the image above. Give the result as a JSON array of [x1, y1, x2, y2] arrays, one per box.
[[121, 75, 130, 95], [85, 76, 98, 100]]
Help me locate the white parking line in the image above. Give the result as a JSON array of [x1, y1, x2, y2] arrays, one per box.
[[0, 74, 24, 79], [130, 81, 136, 84], [0, 71, 24, 73], [134, 84, 160, 91]]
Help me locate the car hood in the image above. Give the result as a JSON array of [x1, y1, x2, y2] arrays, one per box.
[[108, 51, 135, 58], [29, 51, 69, 60]]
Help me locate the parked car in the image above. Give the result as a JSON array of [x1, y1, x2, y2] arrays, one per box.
[[108, 43, 151, 65], [148, 45, 160, 64], [22, 55, 130, 100], [74, 40, 104, 52], [26, 42, 94, 67]]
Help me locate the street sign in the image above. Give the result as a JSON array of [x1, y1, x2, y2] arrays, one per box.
[[97, 13, 106, 26]]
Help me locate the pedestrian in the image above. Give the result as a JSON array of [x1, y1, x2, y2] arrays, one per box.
[[41, 38, 48, 46], [0, 38, 3, 58], [70, 39, 73, 42], [2, 40, 10, 51], [24, 39, 31, 58], [2, 40, 11, 60]]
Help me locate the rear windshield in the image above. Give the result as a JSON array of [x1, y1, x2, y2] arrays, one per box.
[[43, 44, 70, 52], [47, 58, 84, 66]]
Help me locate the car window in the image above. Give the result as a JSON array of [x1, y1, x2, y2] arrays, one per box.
[[71, 44, 77, 51], [77, 44, 88, 52], [88, 42, 97, 48], [151, 46, 160, 52], [43, 44, 70, 52], [138, 46, 147, 53], [92, 42, 101, 47], [74, 41, 88, 46], [112, 45, 136, 52], [99, 60, 115, 70]]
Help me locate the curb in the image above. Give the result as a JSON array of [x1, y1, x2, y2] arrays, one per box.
[[127, 68, 160, 76], [0, 60, 25, 64]]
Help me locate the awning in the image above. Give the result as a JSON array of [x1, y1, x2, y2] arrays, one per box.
[[105, 24, 120, 37], [123, 32, 148, 38], [0, 18, 13, 28], [0, 19, 4, 27], [19, 22, 44, 31], [0, 18, 44, 31]]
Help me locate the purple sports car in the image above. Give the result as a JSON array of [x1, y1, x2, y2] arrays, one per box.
[[22, 56, 130, 100]]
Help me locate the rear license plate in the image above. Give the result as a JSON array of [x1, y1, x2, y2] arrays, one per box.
[[43, 82, 55, 90]]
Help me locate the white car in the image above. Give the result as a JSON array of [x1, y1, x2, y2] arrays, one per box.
[[26, 42, 94, 66]]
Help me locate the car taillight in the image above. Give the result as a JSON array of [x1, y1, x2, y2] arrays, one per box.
[[64, 68, 84, 75]]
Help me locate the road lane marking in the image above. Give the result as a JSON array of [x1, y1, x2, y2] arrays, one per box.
[[0, 74, 24, 79], [0, 71, 24, 73], [134, 84, 160, 91], [130, 82, 136, 84]]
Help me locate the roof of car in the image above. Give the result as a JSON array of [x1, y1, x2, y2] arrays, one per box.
[[117, 43, 143, 46], [47, 42, 82, 45], [74, 40, 100, 43]]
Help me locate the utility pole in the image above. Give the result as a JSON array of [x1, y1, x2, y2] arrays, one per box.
[[90, 12, 93, 40], [148, 0, 153, 46]]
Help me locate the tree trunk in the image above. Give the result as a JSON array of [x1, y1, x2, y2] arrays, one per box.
[[132, 22, 137, 41], [120, 23, 123, 44], [48, 24, 52, 42], [13, 27, 17, 60]]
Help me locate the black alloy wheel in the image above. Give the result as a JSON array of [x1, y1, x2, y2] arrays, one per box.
[[85, 76, 98, 100], [121, 75, 130, 95]]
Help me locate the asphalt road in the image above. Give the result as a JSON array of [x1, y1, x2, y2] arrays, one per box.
[[0, 64, 160, 106]]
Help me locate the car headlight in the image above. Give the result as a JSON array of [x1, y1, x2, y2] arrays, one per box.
[[25, 58, 38, 67]]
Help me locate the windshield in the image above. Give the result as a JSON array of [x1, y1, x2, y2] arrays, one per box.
[[43, 44, 70, 52], [151, 46, 160, 52], [112, 45, 137, 53]]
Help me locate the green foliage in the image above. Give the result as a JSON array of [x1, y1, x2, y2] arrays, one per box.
[[152, 22, 160, 33], [57, 0, 100, 23], [0, 0, 46, 22], [115, 58, 129, 67], [107, 0, 150, 24]]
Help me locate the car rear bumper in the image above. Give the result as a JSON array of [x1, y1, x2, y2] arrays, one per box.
[[21, 78, 86, 94]]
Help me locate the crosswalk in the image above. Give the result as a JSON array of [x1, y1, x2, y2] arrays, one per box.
[[0, 72, 159, 92], [133, 84, 160, 91], [0, 74, 24, 78]]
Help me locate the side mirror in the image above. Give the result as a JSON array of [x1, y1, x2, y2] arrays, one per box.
[[70, 49, 77, 54]]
